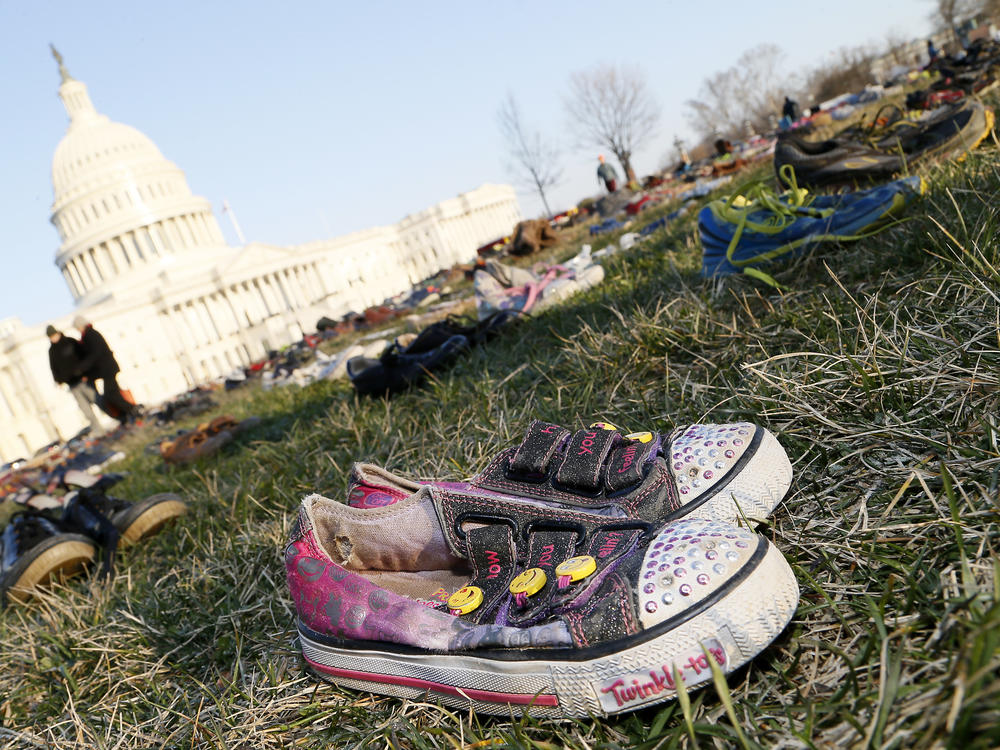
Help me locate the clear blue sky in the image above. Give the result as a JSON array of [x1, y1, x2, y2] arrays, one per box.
[[1, 1, 931, 326]]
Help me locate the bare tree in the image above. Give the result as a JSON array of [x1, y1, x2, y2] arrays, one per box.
[[497, 93, 561, 218], [564, 64, 660, 184], [801, 44, 879, 106], [930, 0, 980, 44], [685, 45, 795, 142]]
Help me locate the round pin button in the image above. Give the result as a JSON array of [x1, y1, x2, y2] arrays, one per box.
[[589, 421, 619, 432], [447, 586, 483, 615], [554, 555, 597, 582], [509, 568, 547, 596]]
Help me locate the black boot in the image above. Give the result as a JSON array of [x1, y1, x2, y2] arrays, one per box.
[[1, 510, 95, 607], [59, 471, 187, 578]]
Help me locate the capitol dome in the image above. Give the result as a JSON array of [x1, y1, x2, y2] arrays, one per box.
[[49, 49, 228, 305]]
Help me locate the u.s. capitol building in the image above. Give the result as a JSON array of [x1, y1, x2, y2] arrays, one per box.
[[0, 54, 520, 461]]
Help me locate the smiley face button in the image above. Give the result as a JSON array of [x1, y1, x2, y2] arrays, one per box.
[[447, 586, 484, 615], [626, 431, 654, 444], [509, 568, 547, 597], [555, 555, 597, 588]]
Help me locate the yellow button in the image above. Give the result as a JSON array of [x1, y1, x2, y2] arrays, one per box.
[[589, 421, 620, 432], [555, 555, 597, 582], [447, 586, 483, 615], [626, 431, 653, 444], [509, 568, 547, 596]]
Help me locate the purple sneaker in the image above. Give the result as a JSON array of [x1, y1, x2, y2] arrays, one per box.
[[286, 487, 799, 717], [347, 419, 792, 525]]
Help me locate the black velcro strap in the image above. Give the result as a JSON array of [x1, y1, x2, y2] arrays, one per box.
[[587, 528, 641, 563], [508, 421, 571, 476], [555, 428, 618, 491], [463, 524, 517, 623], [605, 439, 657, 493]]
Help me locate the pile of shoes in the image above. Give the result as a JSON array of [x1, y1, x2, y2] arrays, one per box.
[[346, 311, 517, 397], [159, 415, 261, 464], [1, 470, 185, 607], [284, 418, 800, 718], [909, 39, 1000, 109], [474, 254, 605, 321], [1, 431, 127, 503]]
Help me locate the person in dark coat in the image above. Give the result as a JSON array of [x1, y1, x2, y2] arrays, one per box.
[[782, 96, 799, 121], [72, 315, 140, 424], [47, 324, 102, 432]]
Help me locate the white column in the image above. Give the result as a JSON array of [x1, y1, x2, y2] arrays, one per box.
[[70, 259, 88, 294], [80, 251, 100, 284], [62, 268, 79, 298], [91, 246, 112, 280]]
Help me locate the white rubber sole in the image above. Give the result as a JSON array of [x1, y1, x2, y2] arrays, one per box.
[[299, 540, 799, 718], [679, 427, 793, 526]]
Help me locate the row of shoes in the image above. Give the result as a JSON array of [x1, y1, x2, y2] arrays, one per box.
[[284, 418, 800, 718], [1, 471, 186, 607], [698, 97, 995, 282]]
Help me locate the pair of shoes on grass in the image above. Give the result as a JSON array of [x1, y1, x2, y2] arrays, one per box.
[[285, 418, 799, 718], [346, 311, 518, 397], [159, 415, 261, 464], [1, 470, 185, 607]]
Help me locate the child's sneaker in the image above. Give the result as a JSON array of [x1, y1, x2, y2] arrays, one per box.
[[348, 419, 792, 526], [286, 487, 799, 717]]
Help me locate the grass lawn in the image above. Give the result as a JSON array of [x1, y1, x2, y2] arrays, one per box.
[[2, 111, 999, 749]]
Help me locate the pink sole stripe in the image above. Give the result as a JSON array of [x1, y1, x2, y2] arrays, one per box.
[[305, 655, 560, 707]]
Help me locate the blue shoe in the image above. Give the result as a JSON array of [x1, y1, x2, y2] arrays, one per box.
[[700, 167, 925, 282]]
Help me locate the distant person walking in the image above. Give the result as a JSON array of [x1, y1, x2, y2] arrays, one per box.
[[73, 315, 140, 425], [782, 96, 799, 121], [47, 324, 102, 432], [926, 39, 939, 63], [596, 155, 619, 193]]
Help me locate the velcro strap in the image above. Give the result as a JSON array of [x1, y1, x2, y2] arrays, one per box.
[[509, 421, 571, 476], [462, 524, 517, 622], [587, 528, 641, 563], [605, 438, 658, 493], [555, 428, 618, 491]]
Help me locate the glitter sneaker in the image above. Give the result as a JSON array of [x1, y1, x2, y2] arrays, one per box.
[[347, 419, 792, 526], [286, 487, 799, 717]]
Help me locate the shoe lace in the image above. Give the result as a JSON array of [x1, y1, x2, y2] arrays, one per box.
[[721, 165, 821, 285]]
